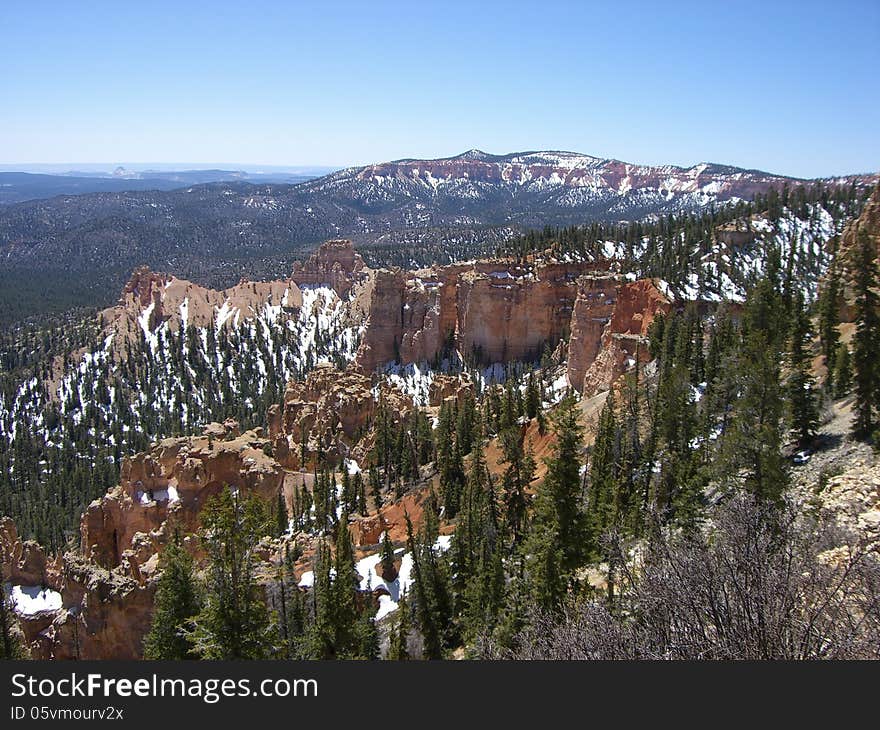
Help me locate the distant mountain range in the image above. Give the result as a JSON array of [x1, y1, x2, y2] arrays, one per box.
[[0, 149, 875, 323], [296, 149, 877, 222], [0, 168, 327, 205]]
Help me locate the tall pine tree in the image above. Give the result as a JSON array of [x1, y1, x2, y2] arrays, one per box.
[[186, 487, 275, 659], [851, 228, 880, 439], [143, 534, 200, 660], [786, 292, 819, 448]]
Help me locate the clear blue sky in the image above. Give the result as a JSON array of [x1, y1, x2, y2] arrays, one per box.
[[1, 0, 878, 177]]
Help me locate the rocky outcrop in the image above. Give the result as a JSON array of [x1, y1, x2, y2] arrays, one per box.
[[26, 557, 156, 661], [101, 268, 301, 349], [349, 489, 428, 548], [835, 184, 880, 322], [2, 423, 286, 659], [455, 262, 582, 363], [97, 239, 371, 357], [428, 374, 474, 407], [565, 274, 621, 392], [81, 426, 283, 574], [353, 269, 410, 373], [292, 238, 366, 297], [0, 517, 156, 660], [568, 277, 670, 395], [714, 219, 759, 250], [816, 460, 880, 550], [355, 258, 602, 372], [0, 518, 60, 588], [278, 363, 413, 469]]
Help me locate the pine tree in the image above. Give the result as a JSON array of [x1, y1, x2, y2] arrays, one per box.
[[387, 596, 411, 660], [588, 391, 618, 552], [0, 585, 27, 659], [499, 427, 535, 546], [144, 535, 200, 660], [524, 371, 540, 420], [186, 487, 275, 659], [818, 260, 842, 388], [436, 401, 465, 517], [303, 512, 377, 659], [833, 345, 853, 397], [786, 293, 819, 448], [722, 280, 788, 502], [405, 512, 453, 658], [851, 228, 880, 439], [272, 543, 305, 659], [522, 396, 586, 611], [369, 464, 383, 510], [275, 490, 288, 538], [461, 537, 505, 642], [544, 396, 587, 570], [380, 530, 396, 578], [329, 510, 364, 657]]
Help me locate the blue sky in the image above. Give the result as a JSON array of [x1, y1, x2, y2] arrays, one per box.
[[1, 1, 878, 177]]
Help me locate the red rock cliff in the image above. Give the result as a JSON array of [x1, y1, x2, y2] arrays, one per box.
[[567, 277, 671, 395]]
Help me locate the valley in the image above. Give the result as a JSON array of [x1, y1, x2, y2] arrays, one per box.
[[1, 179, 879, 659]]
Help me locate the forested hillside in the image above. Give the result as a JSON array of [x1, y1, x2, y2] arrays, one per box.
[[1, 182, 879, 661]]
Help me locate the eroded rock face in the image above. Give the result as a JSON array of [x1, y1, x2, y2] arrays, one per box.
[[1, 423, 287, 659], [353, 269, 410, 373], [456, 262, 582, 363], [355, 258, 603, 372], [81, 427, 283, 573], [279, 363, 413, 468], [97, 240, 371, 360], [26, 557, 156, 661], [0, 518, 60, 587], [567, 277, 670, 395], [349, 489, 428, 548], [292, 238, 366, 297], [836, 184, 880, 322], [0, 517, 156, 659], [428, 374, 474, 407], [102, 267, 301, 349], [566, 274, 621, 392]]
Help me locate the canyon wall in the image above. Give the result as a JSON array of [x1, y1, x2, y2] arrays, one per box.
[[836, 184, 880, 322], [567, 276, 671, 395], [355, 258, 605, 372]]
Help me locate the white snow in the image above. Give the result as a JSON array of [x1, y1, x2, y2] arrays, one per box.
[[215, 300, 236, 329], [297, 534, 452, 620], [9, 584, 62, 615]]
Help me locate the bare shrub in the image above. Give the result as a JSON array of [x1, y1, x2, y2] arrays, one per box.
[[486, 494, 880, 659]]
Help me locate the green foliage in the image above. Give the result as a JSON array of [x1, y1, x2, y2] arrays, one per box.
[[818, 259, 842, 387], [851, 228, 880, 439], [522, 396, 585, 611], [405, 512, 454, 658], [387, 596, 411, 660], [380, 531, 396, 577], [720, 278, 789, 502], [0, 585, 27, 659], [499, 426, 535, 547], [786, 293, 819, 448], [302, 514, 378, 659], [186, 488, 276, 660], [143, 535, 200, 660], [833, 345, 852, 397]]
